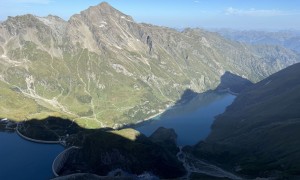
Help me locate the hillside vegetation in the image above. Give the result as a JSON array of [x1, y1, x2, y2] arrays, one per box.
[[0, 2, 299, 128], [190, 63, 300, 178]]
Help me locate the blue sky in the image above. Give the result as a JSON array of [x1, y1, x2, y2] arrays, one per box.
[[1, 0, 300, 30]]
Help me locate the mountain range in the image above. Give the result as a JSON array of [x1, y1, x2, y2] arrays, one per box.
[[215, 29, 300, 53], [0, 2, 299, 128]]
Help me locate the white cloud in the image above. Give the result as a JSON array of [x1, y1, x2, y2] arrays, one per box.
[[194, 1, 199, 3], [224, 7, 292, 17]]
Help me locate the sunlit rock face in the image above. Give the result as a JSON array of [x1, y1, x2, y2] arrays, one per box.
[[0, 2, 299, 128]]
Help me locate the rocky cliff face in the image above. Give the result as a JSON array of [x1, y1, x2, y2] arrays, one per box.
[[0, 2, 299, 128]]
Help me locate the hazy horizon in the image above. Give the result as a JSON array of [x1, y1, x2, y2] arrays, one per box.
[[1, 0, 300, 31]]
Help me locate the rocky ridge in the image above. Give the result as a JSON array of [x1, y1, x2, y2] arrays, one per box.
[[0, 2, 299, 128], [189, 63, 300, 178]]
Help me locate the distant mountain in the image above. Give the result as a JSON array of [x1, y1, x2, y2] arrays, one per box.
[[215, 29, 300, 53], [189, 63, 300, 178], [0, 2, 299, 128]]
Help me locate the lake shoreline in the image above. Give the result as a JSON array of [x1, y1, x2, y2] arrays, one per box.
[[0, 128, 64, 180], [134, 92, 236, 146], [16, 125, 64, 145]]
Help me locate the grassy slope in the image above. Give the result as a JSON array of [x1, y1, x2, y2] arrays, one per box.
[[192, 63, 300, 177], [0, 11, 299, 128]]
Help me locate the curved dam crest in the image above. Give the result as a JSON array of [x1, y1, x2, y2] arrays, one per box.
[[0, 92, 235, 179]]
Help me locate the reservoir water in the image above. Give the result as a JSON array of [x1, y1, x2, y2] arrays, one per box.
[[0, 131, 64, 180], [136, 92, 235, 146], [0, 92, 234, 179]]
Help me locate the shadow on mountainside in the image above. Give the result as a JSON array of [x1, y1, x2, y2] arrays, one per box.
[[130, 71, 252, 129], [215, 71, 253, 93], [8, 117, 185, 179], [0, 71, 252, 179], [174, 71, 252, 106], [184, 63, 300, 179]]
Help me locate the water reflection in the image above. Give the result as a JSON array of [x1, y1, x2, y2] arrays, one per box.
[[136, 91, 235, 146]]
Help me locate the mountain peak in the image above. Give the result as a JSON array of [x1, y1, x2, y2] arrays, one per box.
[[99, 1, 111, 8], [94, 1, 115, 12], [84, 2, 122, 16], [72, 1, 133, 23]]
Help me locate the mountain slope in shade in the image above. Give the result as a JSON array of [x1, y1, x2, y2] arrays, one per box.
[[215, 71, 254, 93], [190, 63, 300, 178], [13, 117, 185, 179], [0, 2, 299, 128]]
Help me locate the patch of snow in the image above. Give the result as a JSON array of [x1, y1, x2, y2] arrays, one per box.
[[1, 54, 7, 58], [99, 21, 107, 28], [111, 64, 133, 77], [97, 83, 106, 90], [133, 84, 140, 90], [120, 16, 133, 22], [36, 17, 52, 26], [100, 21, 107, 25], [114, 45, 122, 50]]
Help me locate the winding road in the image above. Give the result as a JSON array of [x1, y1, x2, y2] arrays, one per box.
[[176, 146, 241, 180]]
